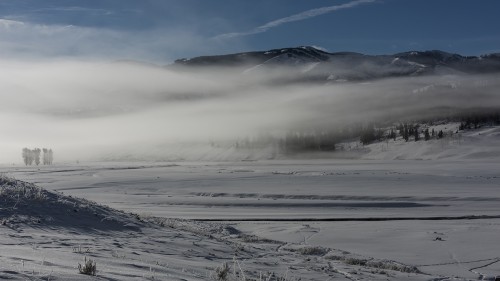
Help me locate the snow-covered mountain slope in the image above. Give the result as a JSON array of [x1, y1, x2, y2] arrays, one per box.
[[362, 125, 500, 161], [172, 46, 500, 83], [174, 46, 329, 68]]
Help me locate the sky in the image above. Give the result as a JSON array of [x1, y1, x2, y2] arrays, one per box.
[[0, 0, 499, 63]]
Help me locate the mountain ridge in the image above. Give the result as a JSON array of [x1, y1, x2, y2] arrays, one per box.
[[171, 46, 500, 83]]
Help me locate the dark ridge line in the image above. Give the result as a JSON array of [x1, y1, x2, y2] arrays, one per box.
[[190, 192, 500, 202], [192, 215, 500, 222], [417, 257, 500, 267], [469, 258, 500, 273]]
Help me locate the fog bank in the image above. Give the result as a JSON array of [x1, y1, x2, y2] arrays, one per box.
[[1, 60, 499, 163]]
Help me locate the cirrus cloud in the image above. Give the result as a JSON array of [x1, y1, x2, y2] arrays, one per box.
[[215, 0, 376, 40]]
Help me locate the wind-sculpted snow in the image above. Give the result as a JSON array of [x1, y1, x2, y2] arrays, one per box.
[[0, 175, 144, 231], [1, 158, 500, 279], [0, 175, 449, 280]]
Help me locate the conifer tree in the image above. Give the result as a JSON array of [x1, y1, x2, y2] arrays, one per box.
[[403, 124, 409, 142], [424, 129, 430, 141], [438, 130, 444, 139]]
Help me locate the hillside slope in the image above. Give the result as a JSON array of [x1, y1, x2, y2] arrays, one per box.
[[362, 125, 500, 161]]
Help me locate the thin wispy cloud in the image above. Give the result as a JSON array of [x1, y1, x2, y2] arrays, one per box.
[[215, 0, 376, 39], [0, 19, 25, 29], [0, 18, 212, 63], [31, 7, 114, 16]]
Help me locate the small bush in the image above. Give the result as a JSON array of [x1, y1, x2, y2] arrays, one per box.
[[239, 234, 280, 244], [0, 174, 46, 203], [326, 255, 421, 274], [296, 246, 328, 256], [366, 260, 420, 273], [78, 257, 97, 276], [213, 262, 230, 281], [343, 257, 368, 266]]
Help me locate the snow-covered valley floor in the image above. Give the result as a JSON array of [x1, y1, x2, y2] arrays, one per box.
[[1, 127, 500, 280]]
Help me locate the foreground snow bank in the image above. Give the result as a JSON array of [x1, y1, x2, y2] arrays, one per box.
[[0, 175, 143, 231]]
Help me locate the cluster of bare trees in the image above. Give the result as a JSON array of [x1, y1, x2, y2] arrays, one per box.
[[22, 148, 53, 166]]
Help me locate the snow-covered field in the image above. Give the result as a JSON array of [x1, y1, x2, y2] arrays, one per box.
[[1, 126, 500, 280]]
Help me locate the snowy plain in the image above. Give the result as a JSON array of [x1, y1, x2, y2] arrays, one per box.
[[1, 126, 500, 280]]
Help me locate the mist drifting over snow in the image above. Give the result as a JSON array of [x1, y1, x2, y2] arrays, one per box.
[[1, 59, 500, 163]]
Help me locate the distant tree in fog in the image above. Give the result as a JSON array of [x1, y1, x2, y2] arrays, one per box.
[[360, 124, 376, 145], [33, 148, 41, 165], [43, 148, 54, 165], [437, 130, 444, 139], [22, 147, 53, 166], [388, 129, 397, 141], [28, 150, 34, 165], [403, 125, 409, 142], [48, 149, 54, 165], [414, 126, 420, 141], [424, 129, 430, 141], [21, 148, 35, 165], [42, 148, 48, 165], [22, 148, 29, 166]]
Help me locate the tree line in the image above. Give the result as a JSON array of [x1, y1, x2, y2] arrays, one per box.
[[22, 148, 53, 166], [232, 112, 500, 153], [355, 112, 500, 145]]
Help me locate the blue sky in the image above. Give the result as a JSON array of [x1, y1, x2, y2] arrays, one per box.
[[0, 0, 499, 63]]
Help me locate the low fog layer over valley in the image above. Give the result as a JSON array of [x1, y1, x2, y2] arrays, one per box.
[[1, 47, 500, 163]]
